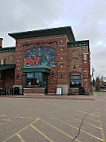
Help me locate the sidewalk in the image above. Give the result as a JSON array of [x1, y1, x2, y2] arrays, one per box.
[[0, 94, 96, 100]]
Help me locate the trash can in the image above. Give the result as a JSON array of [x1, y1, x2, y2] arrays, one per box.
[[14, 87, 19, 95], [79, 87, 84, 95]]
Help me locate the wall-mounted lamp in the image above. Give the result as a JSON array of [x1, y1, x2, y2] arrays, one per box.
[[37, 42, 40, 45], [50, 72, 55, 75], [73, 64, 76, 69]]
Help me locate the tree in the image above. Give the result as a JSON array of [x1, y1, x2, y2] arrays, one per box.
[[95, 77, 100, 91], [93, 78, 95, 86]]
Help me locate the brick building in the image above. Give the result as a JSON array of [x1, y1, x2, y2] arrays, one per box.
[[0, 26, 91, 95]]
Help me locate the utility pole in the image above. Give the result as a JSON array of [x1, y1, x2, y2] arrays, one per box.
[[91, 68, 95, 95]]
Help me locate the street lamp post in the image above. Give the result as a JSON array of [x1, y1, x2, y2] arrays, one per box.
[[91, 68, 95, 95]]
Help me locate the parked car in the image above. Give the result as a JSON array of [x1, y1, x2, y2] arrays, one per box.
[[103, 88, 106, 91]]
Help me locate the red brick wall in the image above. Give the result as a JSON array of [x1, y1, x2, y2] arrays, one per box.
[[0, 35, 91, 95], [0, 38, 3, 47], [24, 88, 45, 95], [68, 46, 91, 94], [0, 52, 15, 90], [15, 35, 69, 94], [0, 52, 15, 64]]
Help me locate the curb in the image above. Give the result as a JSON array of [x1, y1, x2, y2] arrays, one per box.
[[0, 95, 95, 100]]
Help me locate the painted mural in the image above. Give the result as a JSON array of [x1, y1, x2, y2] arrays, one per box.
[[24, 47, 56, 67]]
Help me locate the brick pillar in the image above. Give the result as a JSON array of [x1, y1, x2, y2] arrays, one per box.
[[0, 38, 3, 48], [56, 37, 69, 95]]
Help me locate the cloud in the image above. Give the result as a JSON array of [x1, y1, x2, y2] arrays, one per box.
[[0, 0, 65, 46], [0, 0, 65, 32], [0, 0, 106, 77]]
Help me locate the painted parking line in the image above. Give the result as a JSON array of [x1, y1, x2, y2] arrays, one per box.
[[30, 113, 81, 142], [29, 102, 105, 141], [8, 116, 35, 120], [16, 133, 25, 142], [29, 112, 104, 141], [30, 124, 54, 142], [45, 108, 102, 130], [60, 110, 101, 123], [45, 102, 101, 118], [100, 120, 106, 142], [2, 117, 40, 142], [40, 119, 81, 142], [96, 102, 106, 142], [0, 117, 11, 125], [61, 115, 102, 130], [58, 105, 100, 118], [71, 117, 102, 129], [0, 114, 6, 117], [0, 119, 10, 122], [48, 115, 104, 142]]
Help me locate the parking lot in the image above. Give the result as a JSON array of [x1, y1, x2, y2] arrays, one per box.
[[0, 94, 106, 142]]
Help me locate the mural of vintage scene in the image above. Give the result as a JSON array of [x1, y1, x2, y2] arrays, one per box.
[[24, 47, 56, 67]]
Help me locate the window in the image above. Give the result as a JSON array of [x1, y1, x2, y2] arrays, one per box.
[[27, 73, 34, 79], [70, 75, 81, 88], [26, 72, 42, 88], [84, 54, 87, 60], [26, 72, 48, 89]]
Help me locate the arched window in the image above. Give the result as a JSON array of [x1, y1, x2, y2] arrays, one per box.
[[24, 47, 56, 67]]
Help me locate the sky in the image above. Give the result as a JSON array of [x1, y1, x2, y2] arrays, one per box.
[[0, 0, 106, 79]]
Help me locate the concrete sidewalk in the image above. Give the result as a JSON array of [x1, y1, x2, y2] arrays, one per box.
[[0, 94, 95, 100], [1, 92, 106, 100]]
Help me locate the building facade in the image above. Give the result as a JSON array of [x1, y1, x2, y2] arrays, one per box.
[[0, 26, 91, 95]]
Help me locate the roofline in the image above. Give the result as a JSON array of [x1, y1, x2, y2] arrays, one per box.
[[8, 26, 75, 41], [67, 40, 90, 52], [2, 46, 15, 49], [68, 40, 89, 44], [0, 47, 15, 53]]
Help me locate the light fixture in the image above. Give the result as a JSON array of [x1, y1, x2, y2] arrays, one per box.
[[73, 64, 76, 69]]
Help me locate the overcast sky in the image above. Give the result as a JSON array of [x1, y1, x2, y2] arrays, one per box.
[[0, 0, 106, 79]]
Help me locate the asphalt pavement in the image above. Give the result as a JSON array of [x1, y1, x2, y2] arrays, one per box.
[[0, 92, 106, 142]]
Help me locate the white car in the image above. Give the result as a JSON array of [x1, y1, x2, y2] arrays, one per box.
[[103, 89, 106, 91]]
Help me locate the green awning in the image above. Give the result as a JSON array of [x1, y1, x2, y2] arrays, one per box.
[[0, 64, 16, 70], [21, 67, 50, 73]]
